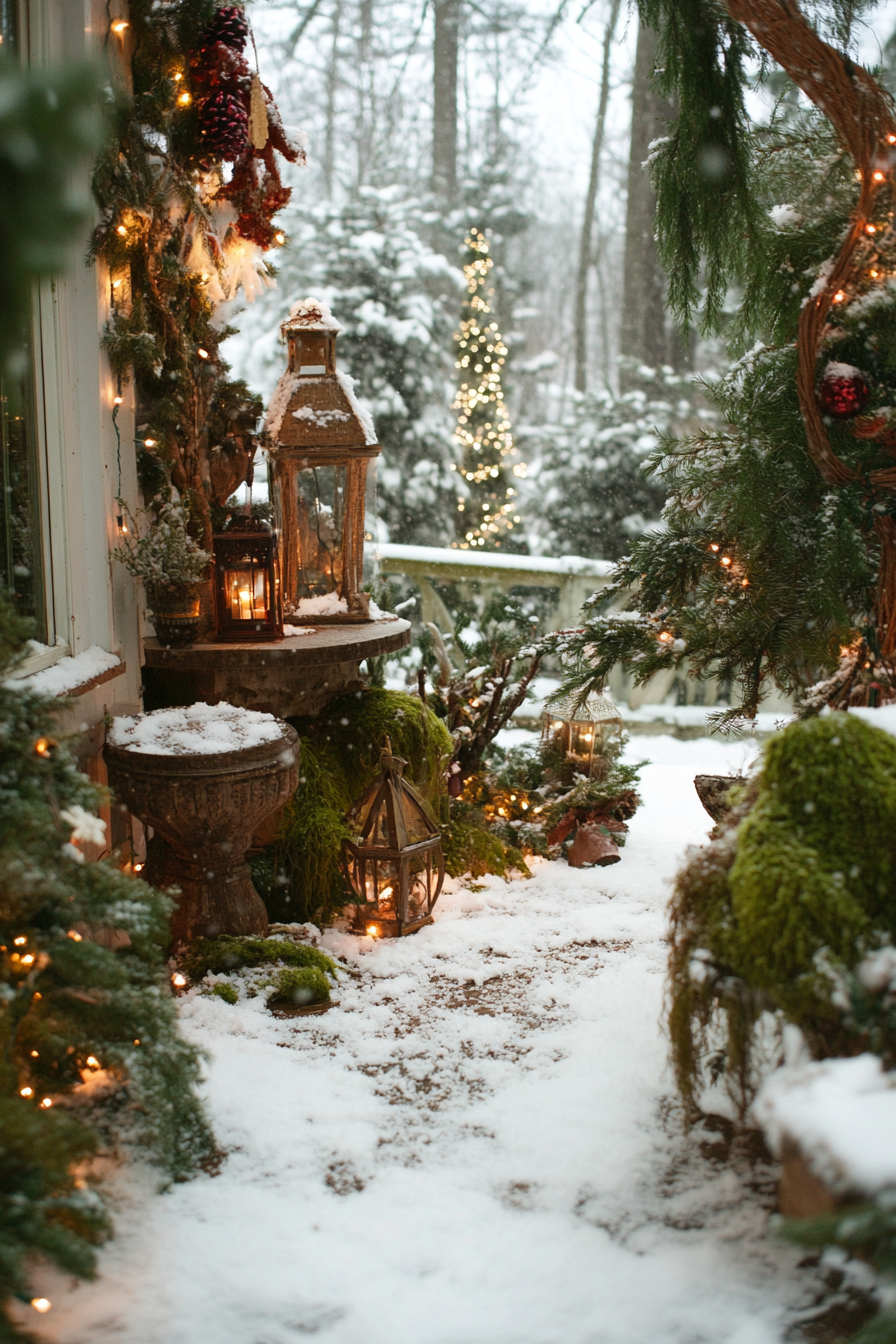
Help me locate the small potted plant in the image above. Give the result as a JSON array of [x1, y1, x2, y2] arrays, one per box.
[[112, 493, 212, 648]]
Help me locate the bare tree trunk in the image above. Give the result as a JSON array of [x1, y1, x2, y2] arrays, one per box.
[[619, 18, 680, 391], [432, 0, 460, 200], [573, 0, 622, 393], [355, 0, 375, 193], [323, 0, 344, 198]]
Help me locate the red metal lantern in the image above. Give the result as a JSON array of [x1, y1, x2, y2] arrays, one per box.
[[212, 517, 283, 642]]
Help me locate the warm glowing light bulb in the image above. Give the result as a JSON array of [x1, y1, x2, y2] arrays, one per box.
[[709, 543, 720, 552], [116, 224, 127, 236], [143, 437, 157, 447], [172, 972, 187, 988], [173, 71, 183, 81], [133, 861, 144, 872], [39, 1098, 52, 1109], [178, 91, 191, 106], [20, 1086, 33, 1097], [133, 1039, 140, 1045], [197, 347, 209, 359], [14, 936, 26, 946], [658, 631, 673, 642], [274, 231, 285, 244], [741, 578, 749, 587], [31, 1299, 51, 1314], [21, 954, 34, 966], [112, 278, 123, 289], [30, 1050, 38, 1058], [888, 134, 896, 144], [67, 930, 82, 941], [720, 556, 732, 566], [866, 224, 877, 234], [34, 738, 50, 758], [871, 269, 880, 278], [366, 925, 380, 937], [113, 394, 123, 405], [833, 290, 846, 303], [86, 1056, 100, 1068], [111, 19, 129, 34], [873, 170, 886, 182]]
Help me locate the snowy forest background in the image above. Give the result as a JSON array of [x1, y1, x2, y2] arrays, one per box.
[[225, 0, 896, 559]]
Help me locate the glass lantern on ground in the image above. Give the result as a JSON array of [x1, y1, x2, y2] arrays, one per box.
[[212, 516, 283, 641], [265, 298, 380, 624], [542, 691, 623, 779], [342, 739, 445, 938]]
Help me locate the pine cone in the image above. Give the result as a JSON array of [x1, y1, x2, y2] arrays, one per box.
[[199, 6, 248, 52], [199, 89, 249, 161]]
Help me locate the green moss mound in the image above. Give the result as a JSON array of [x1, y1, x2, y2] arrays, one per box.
[[180, 935, 336, 982], [669, 713, 896, 1114], [267, 689, 452, 924], [209, 983, 238, 1005], [266, 966, 331, 1008]]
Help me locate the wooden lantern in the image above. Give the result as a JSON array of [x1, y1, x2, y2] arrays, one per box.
[[342, 739, 445, 938], [542, 691, 623, 779], [265, 298, 380, 624], [213, 518, 283, 642]]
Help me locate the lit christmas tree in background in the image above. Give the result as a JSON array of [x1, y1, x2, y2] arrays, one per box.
[[451, 229, 525, 549]]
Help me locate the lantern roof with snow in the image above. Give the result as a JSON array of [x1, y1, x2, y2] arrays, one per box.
[[544, 690, 622, 725], [265, 296, 378, 458]]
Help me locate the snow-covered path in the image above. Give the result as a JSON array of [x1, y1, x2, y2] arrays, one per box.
[[39, 735, 811, 1344]]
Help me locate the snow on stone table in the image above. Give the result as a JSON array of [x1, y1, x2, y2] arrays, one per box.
[[35, 734, 815, 1344]]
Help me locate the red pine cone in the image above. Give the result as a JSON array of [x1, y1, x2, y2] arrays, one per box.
[[818, 362, 870, 419], [199, 6, 248, 52], [199, 89, 249, 161]]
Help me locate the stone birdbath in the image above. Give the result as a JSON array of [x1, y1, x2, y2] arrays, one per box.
[[105, 702, 299, 945]]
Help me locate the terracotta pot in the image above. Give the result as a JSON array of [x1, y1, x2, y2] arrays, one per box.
[[694, 774, 738, 824], [105, 721, 300, 945], [146, 584, 202, 649], [566, 823, 621, 868]]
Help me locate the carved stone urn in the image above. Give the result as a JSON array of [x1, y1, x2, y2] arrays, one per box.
[[105, 704, 300, 945]]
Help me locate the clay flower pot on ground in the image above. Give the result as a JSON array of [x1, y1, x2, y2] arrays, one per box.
[[105, 702, 299, 946]]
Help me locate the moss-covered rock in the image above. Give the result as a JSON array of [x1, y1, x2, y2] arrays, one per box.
[[266, 966, 331, 1008], [180, 935, 337, 982], [668, 712, 896, 1114]]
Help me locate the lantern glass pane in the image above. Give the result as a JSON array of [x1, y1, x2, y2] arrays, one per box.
[[364, 859, 400, 919], [224, 562, 270, 622], [288, 465, 347, 606], [407, 851, 433, 922]]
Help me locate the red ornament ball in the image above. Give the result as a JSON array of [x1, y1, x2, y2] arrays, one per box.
[[818, 362, 870, 419]]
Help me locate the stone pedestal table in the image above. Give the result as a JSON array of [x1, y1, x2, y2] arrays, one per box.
[[105, 705, 300, 945]]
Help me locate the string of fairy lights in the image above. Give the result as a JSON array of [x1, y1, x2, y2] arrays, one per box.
[[451, 228, 526, 548]]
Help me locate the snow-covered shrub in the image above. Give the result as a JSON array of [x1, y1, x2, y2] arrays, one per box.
[[519, 373, 701, 561]]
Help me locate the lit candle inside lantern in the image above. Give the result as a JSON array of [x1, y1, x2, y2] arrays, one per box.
[[238, 587, 252, 620]]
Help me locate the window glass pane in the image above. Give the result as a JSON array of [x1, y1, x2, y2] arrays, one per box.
[[1, 344, 46, 638]]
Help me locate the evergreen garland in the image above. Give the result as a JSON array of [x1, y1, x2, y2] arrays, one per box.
[[451, 229, 525, 550], [0, 596, 213, 1337], [91, 1, 301, 561], [554, 7, 896, 719]]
